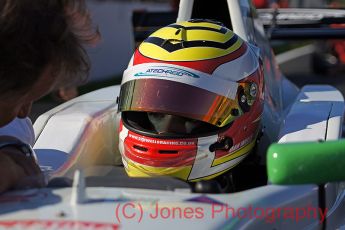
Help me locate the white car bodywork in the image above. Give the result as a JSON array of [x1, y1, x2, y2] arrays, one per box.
[[1, 0, 345, 229]]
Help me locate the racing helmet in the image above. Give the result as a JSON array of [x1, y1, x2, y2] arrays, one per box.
[[118, 20, 264, 182]]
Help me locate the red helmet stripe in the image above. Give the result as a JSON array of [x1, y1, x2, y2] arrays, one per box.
[[124, 131, 198, 167]]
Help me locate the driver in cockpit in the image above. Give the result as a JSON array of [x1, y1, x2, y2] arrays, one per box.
[[117, 20, 265, 193]]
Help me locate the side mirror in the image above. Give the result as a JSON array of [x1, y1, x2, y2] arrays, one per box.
[[267, 140, 345, 185]]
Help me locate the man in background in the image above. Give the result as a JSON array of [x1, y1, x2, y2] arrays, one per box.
[[0, 0, 99, 193]]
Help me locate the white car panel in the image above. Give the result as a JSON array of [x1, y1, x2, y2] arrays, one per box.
[[278, 85, 344, 143]]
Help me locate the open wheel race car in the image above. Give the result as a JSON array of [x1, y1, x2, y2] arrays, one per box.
[[1, 0, 345, 229]]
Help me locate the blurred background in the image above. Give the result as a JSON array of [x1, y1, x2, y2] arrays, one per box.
[[30, 0, 345, 121]]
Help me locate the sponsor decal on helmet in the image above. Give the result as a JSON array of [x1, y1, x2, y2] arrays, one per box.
[[128, 133, 196, 146], [134, 66, 200, 79]]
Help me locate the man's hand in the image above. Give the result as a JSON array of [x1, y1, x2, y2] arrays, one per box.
[[0, 147, 45, 193]]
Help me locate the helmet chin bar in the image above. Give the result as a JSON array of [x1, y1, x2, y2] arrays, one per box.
[[190, 141, 267, 194]]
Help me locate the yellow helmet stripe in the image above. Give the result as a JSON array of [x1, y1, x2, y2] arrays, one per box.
[[139, 21, 244, 61], [126, 161, 192, 181], [144, 33, 239, 53], [188, 162, 241, 182]]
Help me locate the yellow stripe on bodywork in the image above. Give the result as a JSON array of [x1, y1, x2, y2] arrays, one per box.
[[212, 138, 256, 166]]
